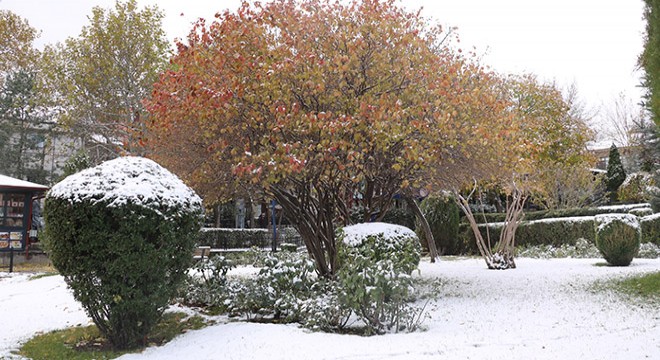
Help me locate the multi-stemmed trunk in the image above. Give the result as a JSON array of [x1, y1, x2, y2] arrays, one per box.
[[271, 182, 338, 277], [454, 185, 526, 270]]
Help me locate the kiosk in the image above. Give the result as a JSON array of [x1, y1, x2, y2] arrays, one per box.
[[0, 175, 48, 271]]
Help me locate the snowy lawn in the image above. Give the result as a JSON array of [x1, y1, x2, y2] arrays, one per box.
[[2, 258, 660, 360]]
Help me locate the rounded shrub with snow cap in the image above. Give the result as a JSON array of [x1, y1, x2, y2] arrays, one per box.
[[336, 223, 422, 334], [594, 213, 641, 266], [339, 222, 421, 274], [44, 156, 203, 350]]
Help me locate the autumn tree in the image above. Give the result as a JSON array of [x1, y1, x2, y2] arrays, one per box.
[[510, 75, 596, 210], [0, 10, 39, 84], [433, 75, 595, 269], [144, 0, 506, 276], [43, 0, 169, 164], [437, 76, 525, 270]]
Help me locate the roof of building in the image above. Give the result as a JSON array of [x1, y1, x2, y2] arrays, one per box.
[[0, 174, 49, 191]]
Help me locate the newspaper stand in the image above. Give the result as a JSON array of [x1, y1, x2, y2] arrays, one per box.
[[0, 175, 48, 272]]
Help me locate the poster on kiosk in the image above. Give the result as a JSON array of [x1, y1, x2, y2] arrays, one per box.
[[0, 175, 49, 254]]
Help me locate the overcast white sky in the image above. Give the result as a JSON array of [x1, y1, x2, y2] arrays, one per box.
[[0, 0, 647, 128]]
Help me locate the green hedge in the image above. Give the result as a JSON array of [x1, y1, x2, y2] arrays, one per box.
[[460, 216, 596, 254], [198, 227, 301, 249], [641, 213, 660, 245], [466, 204, 651, 224]]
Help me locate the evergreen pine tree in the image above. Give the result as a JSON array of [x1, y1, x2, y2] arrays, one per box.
[[606, 144, 627, 202], [641, 0, 660, 126]]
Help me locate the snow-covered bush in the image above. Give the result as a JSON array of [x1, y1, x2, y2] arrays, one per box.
[[594, 214, 641, 266], [618, 172, 656, 204], [628, 207, 653, 217], [181, 256, 235, 307], [641, 213, 660, 245], [517, 238, 600, 259], [255, 251, 317, 319], [339, 222, 421, 274], [298, 282, 351, 332], [336, 223, 423, 334], [637, 242, 660, 258], [43, 157, 203, 349], [224, 250, 318, 321], [417, 194, 461, 255]]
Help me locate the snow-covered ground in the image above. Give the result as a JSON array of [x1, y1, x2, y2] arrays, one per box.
[[3, 258, 660, 360]]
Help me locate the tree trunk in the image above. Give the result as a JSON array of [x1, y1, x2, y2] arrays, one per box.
[[405, 196, 439, 262], [453, 185, 525, 270], [271, 184, 337, 278]]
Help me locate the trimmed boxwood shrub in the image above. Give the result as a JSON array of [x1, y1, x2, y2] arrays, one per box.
[[339, 222, 420, 274], [594, 214, 641, 266], [43, 157, 203, 350], [417, 194, 461, 255], [641, 213, 660, 245]]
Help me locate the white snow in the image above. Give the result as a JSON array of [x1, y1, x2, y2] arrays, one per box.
[[0, 174, 48, 191], [595, 213, 641, 232], [478, 216, 596, 229], [48, 157, 202, 218], [3, 258, 660, 359], [0, 273, 89, 358], [341, 222, 416, 246], [597, 203, 652, 212], [642, 212, 660, 222]]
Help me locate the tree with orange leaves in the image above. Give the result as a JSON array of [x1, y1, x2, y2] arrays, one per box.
[[145, 0, 506, 276], [435, 74, 594, 269]]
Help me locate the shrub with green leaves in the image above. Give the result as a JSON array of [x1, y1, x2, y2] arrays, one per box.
[[641, 213, 660, 245], [618, 172, 656, 204], [594, 214, 641, 266], [223, 250, 318, 321], [336, 223, 422, 334], [517, 238, 601, 259], [181, 255, 235, 307], [417, 194, 461, 255], [381, 207, 416, 230], [44, 157, 203, 350]]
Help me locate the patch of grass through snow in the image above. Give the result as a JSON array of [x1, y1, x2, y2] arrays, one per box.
[[591, 271, 660, 306], [28, 271, 59, 280], [16, 312, 209, 360], [614, 272, 660, 300]]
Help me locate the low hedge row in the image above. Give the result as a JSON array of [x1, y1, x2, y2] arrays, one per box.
[[466, 204, 652, 224], [641, 213, 660, 245], [459, 216, 596, 254], [198, 227, 302, 249], [459, 212, 659, 255]]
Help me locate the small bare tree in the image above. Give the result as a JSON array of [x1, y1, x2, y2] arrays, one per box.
[[454, 181, 526, 270]]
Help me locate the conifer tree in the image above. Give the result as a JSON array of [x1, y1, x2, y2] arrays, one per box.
[[641, 0, 660, 126], [606, 144, 627, 202]]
